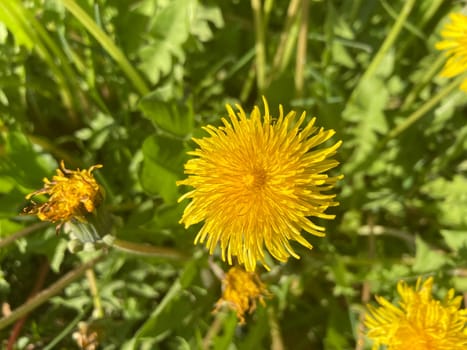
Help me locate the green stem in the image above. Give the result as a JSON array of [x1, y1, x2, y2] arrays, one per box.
[[401, 54, 446, 111], [240, 63, 257, 103], [0, 222, 48, 250], [349, 0, 363, 24], [0, 255, 104, 330], [359, 0, 416, 83], [61, 0, 150, 96], [270, 0, 300, 82], [0, 1, 78, 122], [85, 268, 104, 319], [263, 0, 274, 30], [42, 307, 89, 350], [111, 238, 188, 260], [295, 0, 309, 98], [251, 0, 266, 92], [135, 276, 183, 337], [202, 310, 228, 350], [268, 307, 285, 350], [383, 75, 464, 143], [347, 75, 465, 177]]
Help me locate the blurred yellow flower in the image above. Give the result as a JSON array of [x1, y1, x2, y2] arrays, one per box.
[[24, 161, 103, 226], [365, 277, 467, 350], [214, 266, 268, 324], [177, 97, 342, 271], [436, 13, 467, 91]]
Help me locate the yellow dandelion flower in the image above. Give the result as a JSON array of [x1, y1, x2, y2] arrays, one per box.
[[177, 97, 342, 271], [214, 266, 269, 324], [365, 277, 467, 350], [436, 13, 467, 91], [24, 161, 103, 225]]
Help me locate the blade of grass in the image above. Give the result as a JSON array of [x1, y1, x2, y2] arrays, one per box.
[[111, 238, 188, 260], [0, 0, 79, 123], [380, 0, 424, 40], [384, 74, 465, 142], [295, 0, 310, 97], [251, 0, 266, 93], [269, 0, 301, 83], [268, 306, 284, 350], [401, 54, 446, 111], [61, 0, 150, 96], [85, 268, 104, 319], [0, 222, 48, 250], [42, 306, 90, 350], [347, 74, 465, 177], [356, 0, 416, 88]]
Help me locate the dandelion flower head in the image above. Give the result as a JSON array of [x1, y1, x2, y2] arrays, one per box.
[[214, 266, 268, 324], [436, 13, 467, 91], [178, 97, 342, 271], [24, 161, 103, 224], [365, 277, 467, 350]]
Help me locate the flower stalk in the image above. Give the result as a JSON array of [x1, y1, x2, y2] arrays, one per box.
[[111, 238, 188, 260], [0, 222, 48, 250]]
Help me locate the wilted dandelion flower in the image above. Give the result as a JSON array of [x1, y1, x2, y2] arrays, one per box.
[[214, 266, 268, 324], [24, 161, 103, 227], [436, 13, 467, 91], [178, 97, 342, 271], [365, 277, 467, 350]]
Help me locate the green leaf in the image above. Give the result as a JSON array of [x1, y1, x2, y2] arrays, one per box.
[[324, 304, 351, 350], [235, 306, 269, 349], [131, 260, 199, 346], [0, 218, 23, 240], [139, 89, 194, 138], [421, 175, 467, 227], [0, 131, 54, 192], [211, 312, 238, 350], [140, 134, 187, 203], [190, 3, 224, 42], [50, 238, 68, 273], [440, 229, 467, 252], [137, 0, 194, 84], [342, 71, 390, 171], [412, 236, 446, 273], [0, 1, 34, 50]]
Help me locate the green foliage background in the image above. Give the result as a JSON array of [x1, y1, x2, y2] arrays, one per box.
[[1, 0, 466, 349]]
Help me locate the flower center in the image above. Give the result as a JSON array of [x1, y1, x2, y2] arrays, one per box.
[[243, 167, 267, 189]]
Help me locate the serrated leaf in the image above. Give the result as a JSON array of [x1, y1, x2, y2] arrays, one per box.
[[343, 75, 390, 171], [190, 3, 224, 42], [342, 50, 394, 175], [137, 0, 194, 84]]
